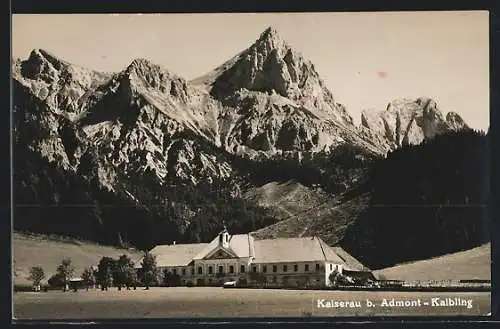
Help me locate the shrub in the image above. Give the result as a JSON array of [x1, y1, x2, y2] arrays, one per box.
[[48, 273, 65, 288]]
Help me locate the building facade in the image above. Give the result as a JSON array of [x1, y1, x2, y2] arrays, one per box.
[[135, 228, 372, 287]]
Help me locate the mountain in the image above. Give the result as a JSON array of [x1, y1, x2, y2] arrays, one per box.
[[191, 27, 388, 157], [12, 27, 481, 263], [361, 97, 469, 149]]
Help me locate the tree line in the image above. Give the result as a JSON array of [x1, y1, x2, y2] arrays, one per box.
[[26, 252, 163, 292]]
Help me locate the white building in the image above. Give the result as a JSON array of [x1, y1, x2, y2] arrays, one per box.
[[135, 227, 372, 287]]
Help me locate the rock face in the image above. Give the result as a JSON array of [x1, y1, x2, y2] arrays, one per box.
[[190, 27, 386, 156], [13, 27, 470, 197], [14, 50, 234, 190], [361, 97, 469, 149]]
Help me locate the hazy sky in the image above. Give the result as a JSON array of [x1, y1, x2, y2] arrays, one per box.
[[12, 12, 489, 130]]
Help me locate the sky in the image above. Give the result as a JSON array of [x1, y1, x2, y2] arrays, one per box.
[[12, 12, 489, 131]]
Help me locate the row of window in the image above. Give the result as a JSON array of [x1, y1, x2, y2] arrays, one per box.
[[202, 264, 322, 274], [253, 263, 321, 273], [168, 265, 244, 276], [167, 263, 323, 276], [182, 277, 323, 285]]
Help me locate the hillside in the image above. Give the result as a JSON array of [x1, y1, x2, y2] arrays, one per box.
[[13, 232, 143, 286], [252, 130, 489, 269], [341, 130, 489, 269], [374, 243, 491, 281], [243, 180, 329, 219], [251, 191, 370, 246]]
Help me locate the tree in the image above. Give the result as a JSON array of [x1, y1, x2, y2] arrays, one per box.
[[27, 266, 45, 291], [140, 252, 158, 290], [114, 255, 136, 290], [329, 269, 353, 287], [96, 257, 115, 291], [126, 265, 139, 290], [81, 267, 96, 291], [56, 258, 75, 292]]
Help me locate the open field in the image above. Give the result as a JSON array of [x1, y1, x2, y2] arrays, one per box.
[[374, 243, 491, 281], [13, 232, 144, 285], [13, 287, 490, 319]]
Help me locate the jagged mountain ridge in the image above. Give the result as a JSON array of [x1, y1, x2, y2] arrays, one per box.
[[13, 27, 404, 192], [14, 49, 236, 189], [361, 97, 469, 149], [12, 27, 473, 251]]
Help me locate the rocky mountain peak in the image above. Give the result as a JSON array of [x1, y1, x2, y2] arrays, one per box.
[[446, 111, 469, 130], [195, 27, 329, 102], [126, 58, 162, 75], [119, 57, 189, 103], [259, 26, 280, 39], [254, 26, 288, 54], [20, 48, 69, 82], [361, 97, 469, 149]]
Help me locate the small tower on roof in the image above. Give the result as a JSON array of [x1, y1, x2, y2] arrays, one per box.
[[219, 221, 230, 249]]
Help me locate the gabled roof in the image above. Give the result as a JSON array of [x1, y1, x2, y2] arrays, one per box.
[[136, 233, 370, 273], [193, 233, 254, 260], [253, 236, 342, 263], [137, 243, 208, 268], [331, 246, 371, 272]]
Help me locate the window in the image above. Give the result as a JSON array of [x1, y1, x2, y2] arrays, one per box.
[[330, 264, 333, 270], [294, 264, 298, 272], [273, 265, 277, 273], [263, 265, 267, 273], [229, 265, 234, 273], [252, 266, 257, 273], [182, 268, 186, 276], [218, 266, 223, 273], [198, 266, 203, 274], [283, 265, 288, 272], [173, 268, 177, 275], [191, 268, 195, 275], [208, 266, 213, 274], [219, 235, 223, 243], [316, 263, 320, 271], [305, 264, 309, 272], [240, 265, 245, 273]]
